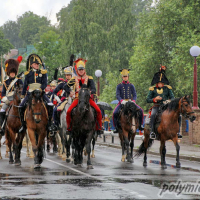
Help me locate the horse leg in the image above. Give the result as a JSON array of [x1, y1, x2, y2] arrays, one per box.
[[91, 136, 95, 158], [86, 132, 94, 169], [27, 128, 38, 166], [129, 134, 135, 163], [0, 135, 2, 159], [46, 131, 50, 152], [120, 133, 126, 162], [52, 133, 58, 153], [6, 129, 14, 164], [65, 133, 71, 163], [123, 130, 131, 162], [173, 138, 181, 168], [160, 140, 167, 169]]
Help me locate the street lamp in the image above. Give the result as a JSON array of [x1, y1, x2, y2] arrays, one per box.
[[95, 70, 102, 97], [190, 46, 200, 109]]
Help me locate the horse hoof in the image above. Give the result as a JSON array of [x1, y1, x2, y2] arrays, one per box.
[[87, 165, 93, 169], [77, 164, 83, 168], [15, 161, 21, 166], [161, 165, 167, 169], [66, 158, 71, 163], [127, 158, 134, 163], [176, 163, 181, 168], [0, 156, 2, 160], [143, 162, 147, 167], [91, 155, 95, 158], [9, 160, 14, 164], [34, 164, 41, 169]]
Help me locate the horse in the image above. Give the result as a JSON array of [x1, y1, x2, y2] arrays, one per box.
[[117, 101, 140, 163], [71, 84, 96, 169], [135, 95, 196, 169], [26, 90, 48, 168], [58, 96, 74, 162], [5, 83, 26, 165]]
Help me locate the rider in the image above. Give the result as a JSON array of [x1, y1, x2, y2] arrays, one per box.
[[147, 65, 182, 139], [65, 58, 103, 135], [0, 82, 3, 103], [53, 67, 74, 126], [113, 69, 144, 133], [0, 56, 23, 135], [18, 54, 55, 133]]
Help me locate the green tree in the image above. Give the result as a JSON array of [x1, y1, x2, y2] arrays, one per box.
[[18, 11, 51, 46], [0, 29, 13, 55], [1, 20, 23, 48]]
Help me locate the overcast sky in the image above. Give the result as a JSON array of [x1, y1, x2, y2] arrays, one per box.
[[0, 0, 72, 26]]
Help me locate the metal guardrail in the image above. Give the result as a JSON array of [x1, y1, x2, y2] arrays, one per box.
[[102, 131, 144, 144]]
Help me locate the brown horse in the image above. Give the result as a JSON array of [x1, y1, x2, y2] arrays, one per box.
[[26, 90, 48, 168], [135, 95, 196, 169], [118, 101, 140, 163], [5, 83, 26, 165]]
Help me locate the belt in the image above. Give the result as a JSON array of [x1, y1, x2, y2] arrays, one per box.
[[125, 99, 131, 101]]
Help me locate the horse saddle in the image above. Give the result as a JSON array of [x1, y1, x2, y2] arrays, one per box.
[[57, 100, 68, 112]]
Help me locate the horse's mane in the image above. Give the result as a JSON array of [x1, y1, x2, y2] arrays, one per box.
[[80, 84, 88, 90], [28, 90, 43, 110], [123, 101, 138, 117], [162, 96, 190, 112]]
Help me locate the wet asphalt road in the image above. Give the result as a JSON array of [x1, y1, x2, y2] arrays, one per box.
[[0, 143, 200, 199]]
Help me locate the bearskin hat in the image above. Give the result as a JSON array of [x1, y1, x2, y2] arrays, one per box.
[[5, 56, 23, 76]]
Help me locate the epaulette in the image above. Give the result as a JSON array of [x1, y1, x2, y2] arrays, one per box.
[[165, 85, 172, 89], [149, 86, 155, 91], [24, 71, 29, 75], [88, 76, 93, 79], [41, 69, 47, 74]]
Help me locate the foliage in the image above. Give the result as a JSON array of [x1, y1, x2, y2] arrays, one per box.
[[0, 29, 13, 55]]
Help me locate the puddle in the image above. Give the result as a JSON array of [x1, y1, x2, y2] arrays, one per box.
[[48, 171, 79, 176]]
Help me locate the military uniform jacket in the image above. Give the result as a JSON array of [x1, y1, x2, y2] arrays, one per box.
[[2, 78, 23, 97], [53, 81, 67, 98], [116, 81, 137, 102], [64, 76, 96, 97], [22, 69, 47, 96], [146, 85, 174, 105]]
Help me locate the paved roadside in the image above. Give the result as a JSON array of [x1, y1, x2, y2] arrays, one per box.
[[96, 134, 200, 162]]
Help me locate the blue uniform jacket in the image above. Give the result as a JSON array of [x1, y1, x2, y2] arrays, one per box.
[[53, 81, 67, 98], [22, 69, 47, 96], [116, 81, 137, 102], [2, 78, 23, 97]]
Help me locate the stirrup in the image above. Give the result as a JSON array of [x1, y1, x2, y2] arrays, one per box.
[[19, 125, 26, 133], [177, 133, 182, 139], [150, 132, 156, 139]]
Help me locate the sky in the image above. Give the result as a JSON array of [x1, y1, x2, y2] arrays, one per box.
[[0, 0, 72, 26]]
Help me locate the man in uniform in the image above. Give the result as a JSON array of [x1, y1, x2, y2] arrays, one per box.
[[65, 58, 103, 134], [53, 67, 73, 126], [18, 54, 55, 133], [147, 65, 182, 139], [0, 82, 3, 103], [113, 69, 144, 133], [0, 56, 23, 135]]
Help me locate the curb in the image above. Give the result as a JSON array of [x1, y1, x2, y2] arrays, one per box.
[[96, 142, 200, 162]]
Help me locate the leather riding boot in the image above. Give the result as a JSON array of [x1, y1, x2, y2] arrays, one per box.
[[0, 112, 6, 136], [113, 128, 118, 133], [19, 107, 26, 133], [177, 132, 182, 139], [47, 105, 57, 132]]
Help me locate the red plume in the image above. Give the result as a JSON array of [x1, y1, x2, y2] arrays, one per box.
[[17, 56, 23, 63]]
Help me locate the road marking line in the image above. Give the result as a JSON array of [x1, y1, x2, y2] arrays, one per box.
[[20, 150, 147, 199]]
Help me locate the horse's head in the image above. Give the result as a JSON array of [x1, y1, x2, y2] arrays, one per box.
[[14, 83, 23, 104], [123, 101, 139, 118], [78, 84, 90, 114], [29, 89, 43, 123], [180, 95, 196, 122]]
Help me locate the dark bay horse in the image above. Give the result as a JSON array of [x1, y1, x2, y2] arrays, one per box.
[[26, 90, 48, 168], [5, 84, 26, 165], [71, 84, 96, 169], [118, 101, 140, 163], [135, 96, 196, 169]]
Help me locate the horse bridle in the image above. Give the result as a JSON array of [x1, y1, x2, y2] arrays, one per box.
[[180, 98, 194, 118]]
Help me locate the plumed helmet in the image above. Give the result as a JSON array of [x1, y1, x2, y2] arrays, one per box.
[[50, 80, 57, 87], [74, 58, 87, 71], [64, 66, 73, 75], [119, 69, 130, 77], [26, 54, 43, 71], [5, 56, 23, 76]]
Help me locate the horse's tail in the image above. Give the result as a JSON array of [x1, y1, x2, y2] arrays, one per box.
[[134, 138, 154, 157]]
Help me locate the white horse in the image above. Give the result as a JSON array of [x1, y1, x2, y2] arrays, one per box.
[[59, 97, 74, 162]]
